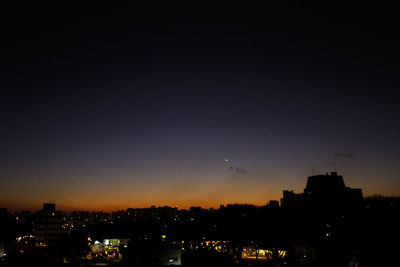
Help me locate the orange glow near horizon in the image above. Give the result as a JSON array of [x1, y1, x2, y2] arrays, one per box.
[[1, 167, 398, 212], [2, 194, 283, 213], [2, 188, 396, 213]]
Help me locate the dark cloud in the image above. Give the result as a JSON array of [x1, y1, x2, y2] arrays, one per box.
[[235, 167, 247, 174], [229, 166, 247, 174], [334, 152, 354, 159]]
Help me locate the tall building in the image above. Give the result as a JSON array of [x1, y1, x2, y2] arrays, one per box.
[[281, 172, 363, 210], [35, 203, 64, 245], [280, 172, 363, 266]]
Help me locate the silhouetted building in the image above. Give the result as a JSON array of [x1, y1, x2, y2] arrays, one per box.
[[281, 172, 363, 267], [35, 203, 64, 245], [268, 200, 280, 208], [281, 172, 363, 210], [43, 203, 56, 213], [0, 208, 7, 257]]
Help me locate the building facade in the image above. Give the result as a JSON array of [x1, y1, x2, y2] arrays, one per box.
[[35, 203, 64, 245]]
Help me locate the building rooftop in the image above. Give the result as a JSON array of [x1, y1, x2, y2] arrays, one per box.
[[304, 172, 346, 194]]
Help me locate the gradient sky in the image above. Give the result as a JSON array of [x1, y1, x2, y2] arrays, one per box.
[[1, 3, 399, 211]]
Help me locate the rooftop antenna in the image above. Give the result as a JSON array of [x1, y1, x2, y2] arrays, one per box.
[[312, 167, 315, 176]]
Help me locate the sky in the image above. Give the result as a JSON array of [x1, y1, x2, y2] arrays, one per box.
[[1, 2, 399, 211]]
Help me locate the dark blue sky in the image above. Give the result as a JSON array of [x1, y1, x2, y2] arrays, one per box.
[[1, 2, 399, 211]]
